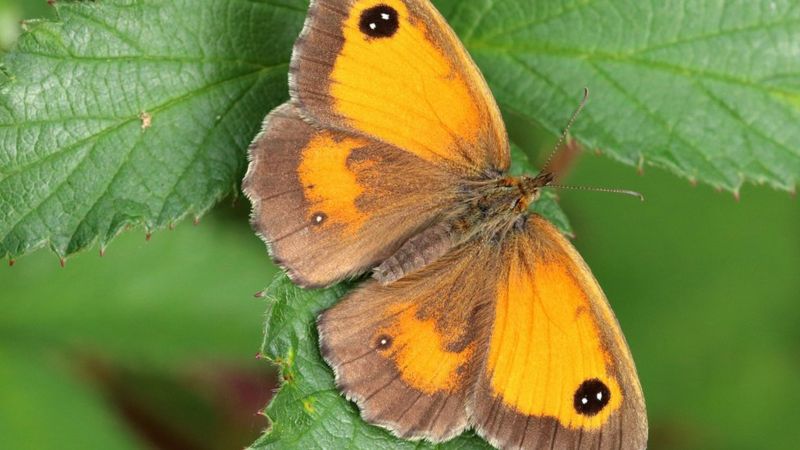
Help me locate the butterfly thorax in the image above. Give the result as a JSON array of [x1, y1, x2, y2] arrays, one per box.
[[454, 174, 549, 238], [373, 175, 549, 285], [472, 175, 546, 213]]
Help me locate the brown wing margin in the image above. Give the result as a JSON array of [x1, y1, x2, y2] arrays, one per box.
[[243, 103, 458, 287]]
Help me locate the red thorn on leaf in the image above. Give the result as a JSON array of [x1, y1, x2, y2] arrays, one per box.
[[193, 217, 201, 226], [689, 178, 698, 187], [47, 0, 57, 6], [714, 186, 723, 193], [8, 259, 16, 267], [99, 248, 106, 257], [145, 233, 152, 242], [168, 223, 175, 231], [255, 352, 264, 360], [594, 148, 602, 156], [733, 191, 741, 202], [254, 290, 266, 299], [256, 410, 267, 418], [637, 166, 645, 176], [59, 258, 66, 268]]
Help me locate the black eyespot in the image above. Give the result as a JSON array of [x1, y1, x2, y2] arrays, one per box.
[[311, 212, 327, 226], [573, 379, 611, 416], [359, 5, 399, 38], [375, 334, 392, 350]]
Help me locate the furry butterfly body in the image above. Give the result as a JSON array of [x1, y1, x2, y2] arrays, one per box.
[[243, 1, 648, 449]]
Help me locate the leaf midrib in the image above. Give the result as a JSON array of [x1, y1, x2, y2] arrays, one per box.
[[11, 50, 273, 70], [0, 63, 287, 182], [0, 63, 287, 247]]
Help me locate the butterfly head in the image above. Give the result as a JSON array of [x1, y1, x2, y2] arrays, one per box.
[[475, 175, 551, 217], [514, 173, 554, 211]]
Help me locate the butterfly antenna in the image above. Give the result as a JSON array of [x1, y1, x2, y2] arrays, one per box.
[[535, 89, 644, 202], [541, 87, 590, 174], [547, 184, 645, 202]]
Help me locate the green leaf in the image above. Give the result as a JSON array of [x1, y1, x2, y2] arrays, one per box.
[[0, 0, 304, 260], [437, 0, 800, 195], [251, 276, 492, 450]]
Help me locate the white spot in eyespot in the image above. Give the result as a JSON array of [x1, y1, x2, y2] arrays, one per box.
[[315, 215, 324, 223], [369, 22, 377, 30], [380, 338, 388, 346], [581, 397, 588, 405], [381, 13, 390, 20], [597, 392, 603, 401]]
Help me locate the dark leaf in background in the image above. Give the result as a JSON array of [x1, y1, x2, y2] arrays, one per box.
[[0, 210, 279, 449]]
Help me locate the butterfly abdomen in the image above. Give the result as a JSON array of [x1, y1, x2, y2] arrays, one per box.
[[373, 221, 456, 285]]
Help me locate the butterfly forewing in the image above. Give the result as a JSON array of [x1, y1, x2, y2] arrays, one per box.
[[291, 0, 510, 175], [243, 103, 459, 287]]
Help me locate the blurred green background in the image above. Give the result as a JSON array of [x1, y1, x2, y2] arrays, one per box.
[[1, 1, 798, 449]]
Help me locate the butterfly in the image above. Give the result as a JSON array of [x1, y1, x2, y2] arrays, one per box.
[[243, 0, 647, 448]]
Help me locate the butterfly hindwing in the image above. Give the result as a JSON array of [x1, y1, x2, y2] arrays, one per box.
[[243, 103, 459, 287], [317, 243, 499, 442], [471, 215, 647, 450], [291, 0, 509, 174]]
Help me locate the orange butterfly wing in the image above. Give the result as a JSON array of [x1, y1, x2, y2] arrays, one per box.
[[291, 0, 509, 174], [319, 214, 647, 448], [471, 215, 647, 449], [243, 103, 460, 287]]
